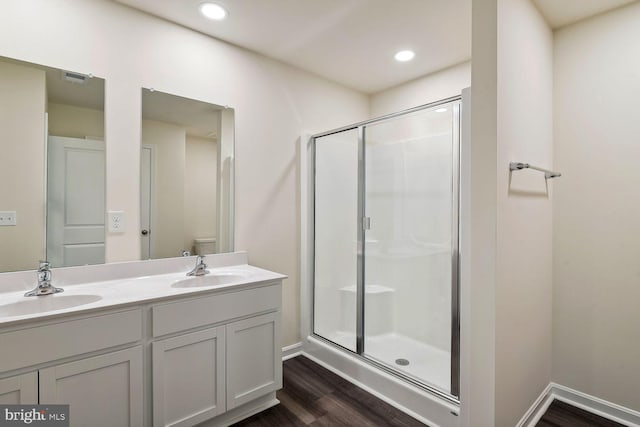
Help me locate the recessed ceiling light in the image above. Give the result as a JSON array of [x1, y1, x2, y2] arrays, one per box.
[[394, 50, 415, 62], [199, 2, 227, 20], [435, 108, 448, 113]]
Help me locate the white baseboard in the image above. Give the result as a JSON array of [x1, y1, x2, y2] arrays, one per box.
[[552, 383, 640, 427], [516, 383, 555, 427], [518, 383, 640, 427], [282, 342, 303, 361]]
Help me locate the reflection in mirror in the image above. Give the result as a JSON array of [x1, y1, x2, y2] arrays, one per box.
[[140, 89, 234, 260], [0, 56, 105, 272]]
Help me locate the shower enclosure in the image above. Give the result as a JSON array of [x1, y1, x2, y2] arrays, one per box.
[[312, 97, 460, 400]]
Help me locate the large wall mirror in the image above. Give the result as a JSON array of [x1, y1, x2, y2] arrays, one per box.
[[140, 88, 234, 260], [0, 56, 105, 273]]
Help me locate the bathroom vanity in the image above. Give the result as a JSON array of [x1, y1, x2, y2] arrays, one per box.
[[0, 252, 285, 427]]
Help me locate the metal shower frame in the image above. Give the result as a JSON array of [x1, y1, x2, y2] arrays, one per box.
[[309, 95, 462, 404]]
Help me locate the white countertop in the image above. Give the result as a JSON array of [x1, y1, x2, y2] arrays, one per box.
[[0, 252, 286, 327]]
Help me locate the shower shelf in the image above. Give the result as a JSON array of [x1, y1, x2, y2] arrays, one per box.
[[509, 162, 561, 179]]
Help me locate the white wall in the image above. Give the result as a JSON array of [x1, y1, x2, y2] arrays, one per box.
[[0, 60, 46, 272], [184, 135, 217, 254], [495, 0, 554, 425], [142, 123, 218, 258], [553, 2, 640, 412], [465, 0, 553, 425], [0, 0, 369, 346], [464, 0, 498, 424], [141, 119, 186, 259], [216, 109, 234, 254], [370, 62, 471, 117], [48, 103, 104, 139]]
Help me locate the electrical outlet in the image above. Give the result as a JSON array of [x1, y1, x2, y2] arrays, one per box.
[[108, 211, 125, 233], [0, 211, 17, 226]]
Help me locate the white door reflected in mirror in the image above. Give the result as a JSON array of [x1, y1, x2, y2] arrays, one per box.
[[47, 137, 105, 267]]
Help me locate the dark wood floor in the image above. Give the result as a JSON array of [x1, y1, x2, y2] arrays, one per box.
[[232, 356, 428, 426], [537, 400, 626, 427], [232, 355, 624, 427]]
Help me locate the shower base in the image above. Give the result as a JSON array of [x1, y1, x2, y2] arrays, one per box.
[[303, 335, 460, 427], [323, 331, 450, 393]]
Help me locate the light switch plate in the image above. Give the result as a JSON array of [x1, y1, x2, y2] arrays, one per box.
[[0, 211, 17, 226], [108, 211, 125, 233]]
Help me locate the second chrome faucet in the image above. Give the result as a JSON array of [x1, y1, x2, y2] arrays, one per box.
[[187, 255, 209, 277]]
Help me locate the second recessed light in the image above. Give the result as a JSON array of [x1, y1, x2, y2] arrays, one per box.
[[200, 2, 227, 20], [394, 50, 415, 62]]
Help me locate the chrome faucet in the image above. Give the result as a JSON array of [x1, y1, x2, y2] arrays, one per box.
[[187, 255, 209, 277], [25, 261, 64, 297]]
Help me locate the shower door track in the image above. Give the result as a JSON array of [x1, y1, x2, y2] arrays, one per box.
[[310, 95, 462, 405], [312, 94, 462, 139]]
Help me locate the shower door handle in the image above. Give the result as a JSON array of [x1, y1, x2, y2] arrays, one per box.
[[362, 217, 371, 230]]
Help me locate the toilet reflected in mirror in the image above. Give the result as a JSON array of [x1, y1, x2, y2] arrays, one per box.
[[140, 89, 234, 260]]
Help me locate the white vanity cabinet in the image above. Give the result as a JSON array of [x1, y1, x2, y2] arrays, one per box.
[[0, 309, 144, 427], [0, 272, 283, 427], [151, 282, 283, 427]]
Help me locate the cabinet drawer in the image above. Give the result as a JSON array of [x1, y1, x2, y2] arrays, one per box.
[[0, 309, 142, 372], [152, 283, 281, 337]]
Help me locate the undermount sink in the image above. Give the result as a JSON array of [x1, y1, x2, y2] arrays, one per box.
[[0, 294, 103, 318], [172, 271, 251, 288]]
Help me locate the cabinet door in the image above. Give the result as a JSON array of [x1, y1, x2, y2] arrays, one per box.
[[153, 327, 226, 427], [39, 347, 143, 427], [226, 312, 282, 409], [0, 372, 37, 404]]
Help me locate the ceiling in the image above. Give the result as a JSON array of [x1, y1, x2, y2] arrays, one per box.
[[114, 0, 471, 94], [113, 0, 637, 94], [533, 0, 638, 29]]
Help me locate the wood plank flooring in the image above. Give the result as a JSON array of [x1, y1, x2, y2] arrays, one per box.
[[537, 400, 626, 427], [232, 355, 625, 427], [232, 356, 428, 427]]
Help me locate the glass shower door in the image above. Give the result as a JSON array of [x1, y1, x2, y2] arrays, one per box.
[[313, 128, 360, 352], [363, 101, 460, 394]]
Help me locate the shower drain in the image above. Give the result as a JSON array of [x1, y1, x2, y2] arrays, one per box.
[[395, 358, 410, 366]]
